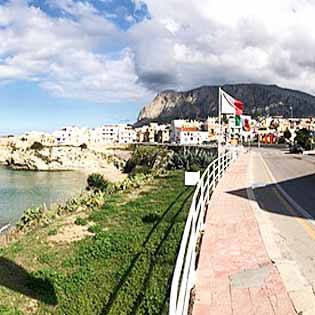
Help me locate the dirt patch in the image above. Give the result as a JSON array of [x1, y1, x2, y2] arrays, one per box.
[[20, 299, 39, 315], [118, 185, 154, 205], [48, 213, 94, 244], [82, 163, 128, 183]]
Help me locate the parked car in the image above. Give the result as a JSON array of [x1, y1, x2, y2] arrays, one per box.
[[289, 144, 304, 154]]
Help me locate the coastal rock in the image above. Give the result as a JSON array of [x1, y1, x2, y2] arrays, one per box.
[[5, 146, 129, 175], [0, 147, 10, 164], [136, 84, 315, 126]]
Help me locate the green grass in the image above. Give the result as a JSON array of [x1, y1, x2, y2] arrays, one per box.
[[0, 171, 193, 315]]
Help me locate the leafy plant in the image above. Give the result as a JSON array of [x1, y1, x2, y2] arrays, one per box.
[[124, 145, 171, 174], [168, 147, 215, 170], [295, 128, 314, 150], [87, 174, 111, 192], [74, 217, 88, 226], [87, 224, 103, 234], [30, 141, 44, 150], [48, 228, 58, 236], [79, 143, 88, 150]]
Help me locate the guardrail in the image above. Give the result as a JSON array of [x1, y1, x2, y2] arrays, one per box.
[[169, 149, 241, 315]]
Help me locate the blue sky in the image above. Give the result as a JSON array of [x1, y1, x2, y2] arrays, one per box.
[[1, 0, 315, 135], [0, 81, 143, 135], [0, 0, 150, 135]]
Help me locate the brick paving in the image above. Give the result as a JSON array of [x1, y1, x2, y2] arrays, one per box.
[[192, 154, 296, 315]]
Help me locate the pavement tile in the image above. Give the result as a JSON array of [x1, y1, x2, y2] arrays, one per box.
[[231, 288, 255, 315]]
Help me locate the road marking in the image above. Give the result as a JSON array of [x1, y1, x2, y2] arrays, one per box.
[[251, 183, 266, 189], [259, 153, 315, 240]]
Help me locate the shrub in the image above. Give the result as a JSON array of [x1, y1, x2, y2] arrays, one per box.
[[168, 147, 215, 170], [74, 217, 88, 226], [130, 165, 152, 176], [87, 224, 103, 234], [87, 174, 111, 192], [16, 207, 44, 230], [124, 146, 170, 174], [30, 141, 44, 150], [48, 228, 58, 236], [79, 143, 88, 150], [295, 128, 314, 150]]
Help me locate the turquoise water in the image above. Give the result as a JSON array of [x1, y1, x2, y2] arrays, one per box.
[[0, 168, 87, 228]]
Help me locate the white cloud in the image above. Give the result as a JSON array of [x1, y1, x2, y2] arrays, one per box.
[[129, 0, 315, 95], [0, 0, 149, 102], [2, 0, 315, 104]]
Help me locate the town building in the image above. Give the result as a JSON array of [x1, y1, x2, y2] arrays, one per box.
[[136, 123, 170, 144], [53, 126, 90, 146], [171, 120, 209, 145], [53, 124, 136, 146]]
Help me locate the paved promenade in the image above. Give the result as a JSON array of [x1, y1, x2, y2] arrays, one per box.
[[192, 154, 296, 315]]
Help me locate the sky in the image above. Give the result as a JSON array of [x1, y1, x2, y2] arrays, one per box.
[[1, 0, 315, 134]]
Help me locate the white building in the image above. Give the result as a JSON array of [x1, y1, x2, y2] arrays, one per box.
[[118, 125, 137, 144], [171, 120, 204, 143], [53, 124, 136, 146], [178, 130, 209, 145], [53, 126, 90, 146]]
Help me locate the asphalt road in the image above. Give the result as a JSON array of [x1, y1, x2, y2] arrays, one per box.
[[250, 147, 315, 295]]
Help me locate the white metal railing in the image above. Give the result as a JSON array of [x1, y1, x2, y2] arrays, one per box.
[[169, 148, 241, 315]]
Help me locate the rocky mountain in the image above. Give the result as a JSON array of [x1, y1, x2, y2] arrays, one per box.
[[136, 84, 315, 125]]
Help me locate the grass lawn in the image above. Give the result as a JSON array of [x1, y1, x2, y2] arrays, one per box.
[[0, 171, 193, 315]]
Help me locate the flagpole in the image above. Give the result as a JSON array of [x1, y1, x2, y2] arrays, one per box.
[[218, 87, 222, 176], [218, 87, 221, 155]]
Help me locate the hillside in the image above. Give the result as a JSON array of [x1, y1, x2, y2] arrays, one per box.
[[136, 84, 315, 125]]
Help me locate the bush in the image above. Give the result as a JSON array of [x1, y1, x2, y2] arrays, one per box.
[[79, 143, 88, 150], [30, 141, 44, 150], [295, 128, 314, 150], [48, 228, 58, 236], [87, 224, 103, 234], [124, 146, 170, 174], [168, 147, 215, 171], [74, 217, 88, 226], [87, 174, 111, 192]]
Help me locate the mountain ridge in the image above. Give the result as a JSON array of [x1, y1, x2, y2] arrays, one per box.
[[136, 83, 315, 126]]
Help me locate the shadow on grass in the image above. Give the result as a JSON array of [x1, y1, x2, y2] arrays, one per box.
[[0, 257, 57, 305], [101, 188, 191, 315]]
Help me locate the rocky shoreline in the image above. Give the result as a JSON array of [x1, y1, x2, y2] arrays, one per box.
[[0, 145, 133, 191]]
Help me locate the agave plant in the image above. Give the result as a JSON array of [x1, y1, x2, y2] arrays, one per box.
[[168, 147, 216, 170]]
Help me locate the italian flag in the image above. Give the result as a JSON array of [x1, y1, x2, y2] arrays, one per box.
[[220, 88, 244, 126]]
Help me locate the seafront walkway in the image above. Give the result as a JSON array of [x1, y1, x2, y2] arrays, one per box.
[[192, 153, 296, 315]]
